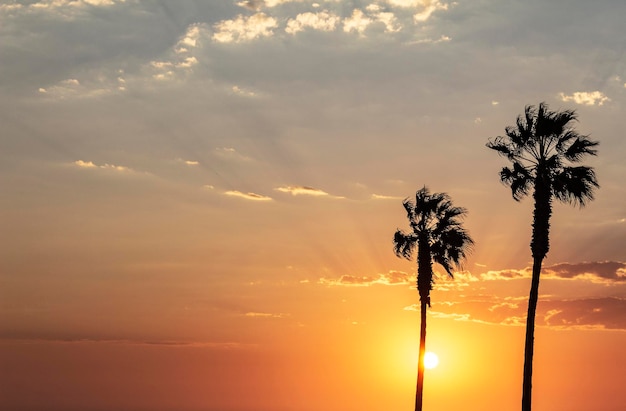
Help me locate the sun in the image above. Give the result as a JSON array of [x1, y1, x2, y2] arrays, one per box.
[[424, 351, 439, 369]]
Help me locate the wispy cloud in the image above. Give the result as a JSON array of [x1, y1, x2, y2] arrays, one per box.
[[559, 91, 610, 106], [39, 77, 121, 99], [244, 312, 289, 318], [371, 193, 403, 200], [149, 23, 206, 81], [275, 185, 330, 197], [176, 158, 199, 166], [1, 0, 125, 20], [412, 0, 448, 22], [320, 270, 414, 287], [224, 190, 273, 201], [480, 268, 530, 281], [72, 160, 133, 173], [37, 23, 207, 99], [231, 85, 258, 97], [214, 147, 252, 162]]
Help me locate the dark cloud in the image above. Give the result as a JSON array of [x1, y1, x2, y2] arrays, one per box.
[[429, 296, 626, 330], [545, 261, 626, 282], [479, 262, 626, 283], [541, 298, 626, 330]]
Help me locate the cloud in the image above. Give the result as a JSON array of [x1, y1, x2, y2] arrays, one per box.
[[433, 270, 478, 291], [72, 160, 132, 172], [343, 9, 372, 36], [479, 262, 626, 284], [149, 23, 207, 81], [480, 268, 530, 281], [559, 91, 610, 106], [236, 0, 292, 8], [413, 0, 448, 22], [544, 261, 626, 283], [36, 22, 208, 99], [417, 292, 626, 331], [320, 270, 414, 287], [208, 2, 452, 44], [275, 185, 329, 196], [371, 193, 403, 200], [244, 312, 289, 318], [539, 298, 626, 330], [2, 0, 125, 20], [212, 13, 278, 43], [364, 4, 402, 33], [231, 85, 258, 97], [38, 77, 121, 99], [214, 147, 252, 162], [224, 190, 273, 201], [175, 158, 199, 166], [403, 34, 451, 46], [286, 11, 340, 35]]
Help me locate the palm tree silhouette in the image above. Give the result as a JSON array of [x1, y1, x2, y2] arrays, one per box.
[[393, 187, 474, 411], [486, 102, 599, 411]]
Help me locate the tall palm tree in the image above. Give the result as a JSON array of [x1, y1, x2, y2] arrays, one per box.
[[393, 187, 474, 411], [486, 102, 599, 411]]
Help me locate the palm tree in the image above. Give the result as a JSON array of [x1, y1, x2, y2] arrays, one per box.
[[486, 102, 599, 411], [393, 187, 474, 411]]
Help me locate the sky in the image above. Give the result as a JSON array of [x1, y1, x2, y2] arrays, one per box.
[[1, 0, 625, 410]]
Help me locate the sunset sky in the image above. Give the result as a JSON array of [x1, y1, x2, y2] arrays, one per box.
[[1, 1, 625, 411]]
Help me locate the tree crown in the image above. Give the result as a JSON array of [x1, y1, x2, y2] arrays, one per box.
[[486, 102, 599, 205], [393, 186, 474, 278]]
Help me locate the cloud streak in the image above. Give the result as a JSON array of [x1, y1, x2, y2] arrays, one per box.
[[275, 185, 330, 196], [73, 160, 133, 173], [224, 190, 273, 201], [320, 270, 414, 287]]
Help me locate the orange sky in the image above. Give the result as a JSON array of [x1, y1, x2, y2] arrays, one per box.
[[2, 1, 626, 411]]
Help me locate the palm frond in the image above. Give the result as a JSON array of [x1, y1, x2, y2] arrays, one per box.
[[430, 225, 474, 278], [393, 229, 418, 260], [563, 137, 599, 162], [500, 162, 533, 201], [535, 102, 577, 138], [402, 197, 416, 222], [552, 166, 599, 207], [486, 136, 516, 159], [555, 130, 580, 153]]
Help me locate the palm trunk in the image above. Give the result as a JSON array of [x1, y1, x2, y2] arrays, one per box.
[[522, 177, 551, 411], [415, 229, 432, 411], [415, 300, 427, 411], [521, 256, 542, 411]]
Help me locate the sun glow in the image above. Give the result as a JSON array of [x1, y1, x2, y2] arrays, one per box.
[[424, 352, 439, 369]]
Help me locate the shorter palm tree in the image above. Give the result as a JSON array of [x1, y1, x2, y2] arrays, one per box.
[[393, 187, 474, 411]]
